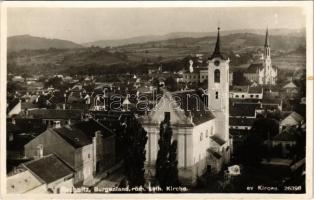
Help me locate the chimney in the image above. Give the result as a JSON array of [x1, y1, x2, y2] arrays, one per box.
[[189, 111, 193, 123], [37, 144, 43, 158], [25, 109, 29, 116], [92, 130, 102, 172], [63, 103, 66, 110]]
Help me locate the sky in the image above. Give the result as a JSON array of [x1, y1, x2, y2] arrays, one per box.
[[7, 7, 306, 44]]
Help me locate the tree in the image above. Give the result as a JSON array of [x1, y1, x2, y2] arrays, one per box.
[[240, 114, 279, 165], [164, 76, 178, 91], [122, 114, 148, 188], [155, 116, 179, 190]]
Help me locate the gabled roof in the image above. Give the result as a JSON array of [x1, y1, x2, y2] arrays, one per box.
[[53, 127, 92, 149], [283, 82, 297, 89], [23, 154, 74, 184], [281, 111, 304, 126]]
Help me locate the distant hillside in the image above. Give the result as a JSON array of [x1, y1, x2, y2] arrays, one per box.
[[82, 28, 305, 48], [7, 31, 306, 75], [8, 35, 83, 52]]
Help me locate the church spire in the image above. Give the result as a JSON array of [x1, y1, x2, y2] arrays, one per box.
[[214, 27, 221, 55], [264, 27, 271, 58], [264, 27, 270, 47], [210, 27, 225, 60]]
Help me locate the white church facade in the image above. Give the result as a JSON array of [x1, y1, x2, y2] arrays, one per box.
[[142, 27, 231, 185], [244, 28, 278, 85]]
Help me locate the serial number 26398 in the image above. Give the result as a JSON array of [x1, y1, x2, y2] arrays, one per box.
[[284, 186, 302, 191]]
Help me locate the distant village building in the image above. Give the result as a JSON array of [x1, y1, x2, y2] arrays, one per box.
[[244, 28, 278, 85], [283, 81, 298, 94], [12, 76, 24, 83], [182, 59, 233, 86], [229, 86, 263, 100], [280, 111, 304, 131]]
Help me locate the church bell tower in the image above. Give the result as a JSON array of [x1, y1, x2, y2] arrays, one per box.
[[208, 27, 230, 145]]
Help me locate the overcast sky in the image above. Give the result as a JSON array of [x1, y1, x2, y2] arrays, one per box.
[[7, 7, 306, 44]]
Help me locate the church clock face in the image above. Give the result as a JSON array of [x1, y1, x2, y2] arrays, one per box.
[[214, 60, 220, 66]]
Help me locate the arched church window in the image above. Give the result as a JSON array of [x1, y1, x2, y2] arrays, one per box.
[[214, 69, 220, 83], [215, 92, 219, 99]]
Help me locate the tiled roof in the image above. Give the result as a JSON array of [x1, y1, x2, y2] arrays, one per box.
[[230, 86, 249, 93], [229, 117, 255, 126], [73, 119, 114, 138], [28, 109, 83, 119], [230, 103, 260, 117], [248, 86, 263, 94], [23, 154, 74, 184], [53, 127, 92, 149], [21, 102, 39, 110], [171, 90, 215, 125]]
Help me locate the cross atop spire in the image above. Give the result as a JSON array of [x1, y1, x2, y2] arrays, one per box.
[[264, 27, 270, 47], [210, 27, 226, 60]]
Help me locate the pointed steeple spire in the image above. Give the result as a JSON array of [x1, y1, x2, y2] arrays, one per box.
[[214, 27, 221, 55], [210, 27, 225, 60], [264, 27, 270, 47]]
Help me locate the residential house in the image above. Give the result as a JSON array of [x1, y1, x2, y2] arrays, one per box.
[[7, 154, 74, 194]]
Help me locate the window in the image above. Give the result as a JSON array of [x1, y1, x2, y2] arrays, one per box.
[[206, 130, 208, 137], [200, 132, 203, 141], [88, 154, 90, 159], [242, 95, 245, 98], [214, 69, 220, 83], [256, 95, 259, 98], [215, 92, 219, 99], [250, 95, 254, 98], [164, 112, 170, 122], [211, 126, 214, 135]]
